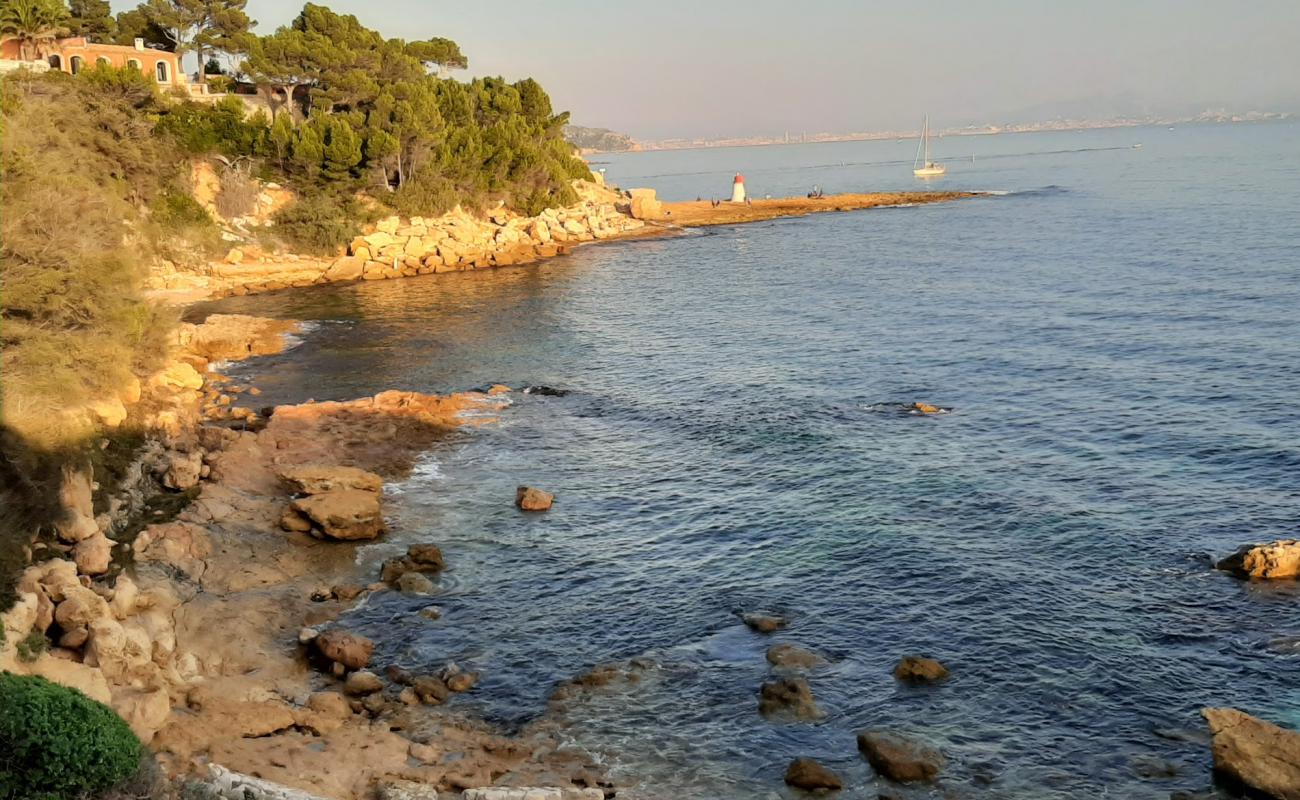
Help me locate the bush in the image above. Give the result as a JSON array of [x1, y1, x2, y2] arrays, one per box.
[[0, 673, 143, 799], [214, 170, 259, 219], [270, 194, 368, 255], [15, 631, 48, 662]]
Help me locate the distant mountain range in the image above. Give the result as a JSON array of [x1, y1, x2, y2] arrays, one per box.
[[563, 125, 638, 153]]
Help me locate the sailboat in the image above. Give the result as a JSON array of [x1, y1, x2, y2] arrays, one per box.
[[913, 115, 946, 177]]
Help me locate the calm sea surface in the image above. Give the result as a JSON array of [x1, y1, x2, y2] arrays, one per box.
[[199, 122, 1300, 798]]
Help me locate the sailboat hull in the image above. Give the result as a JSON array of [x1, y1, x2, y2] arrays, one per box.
[[913, 164, 946, 177]]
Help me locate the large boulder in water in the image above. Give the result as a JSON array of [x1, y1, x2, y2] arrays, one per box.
[[759, 676, 822, 721], [314, 629, 373, 670], [1217, 540, 1300, 580], [742, 612, 787, 634], [515, 486, 554, 511], [1202, 707, 1300, 799], [767, 644, 825, 670], [857, 730, 944, 783], [784, 757, 843, 791]]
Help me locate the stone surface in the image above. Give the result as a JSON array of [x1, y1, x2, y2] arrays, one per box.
[[767, 644, 825, 670], [1217, 540, 1300, 580], [515, 486, 554, 511], [343, 670, 383, 696], [784, 757, 844, 791], [314, 629, 374, 670], [1202, 707, 1300, 799], [759, 676, 822, 721], [73, 532, 114, 576], [279, 465, 383, 496], [856, 730, 944, 783], [396, 572, 434, 594], [291, 489, 385, 540], [893, 655, 949, 683]]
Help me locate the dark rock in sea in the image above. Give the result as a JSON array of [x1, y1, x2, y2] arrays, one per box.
[[523, 385, 569, 396], [385, 664, 415, 685], [396, 571, 434, 594], [1216, 540, 1300, 579], [759, 676, 822, 721], [1129, 754, 1180, 779], [516, 486, 555, 511], [767, 644, 825, 670], [856, 730, 944, 783], [784, 757, 843, 791], [413, 675, 450, 705], [893, 655, 949, 684], [743, 612, 788, 633]]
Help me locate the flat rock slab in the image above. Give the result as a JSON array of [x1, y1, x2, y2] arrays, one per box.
[[1203, 707, 1300, 800]]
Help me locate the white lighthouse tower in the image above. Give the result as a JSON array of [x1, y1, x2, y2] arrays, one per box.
[[730, 173, 746, 203]]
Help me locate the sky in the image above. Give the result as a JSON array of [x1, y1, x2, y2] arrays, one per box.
[[121, 0, 1300, 140]]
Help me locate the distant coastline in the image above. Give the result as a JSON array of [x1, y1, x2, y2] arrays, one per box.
[[613, 110, 1294, 154]]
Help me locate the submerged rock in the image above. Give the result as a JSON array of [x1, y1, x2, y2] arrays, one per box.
[[1217, 540, 1300, 580], [759, 676, 822, 721], [516, 486, 555, 511], [742, 612, 788, 634], [522, 386, 569, 397], [893, 655, 949, 684], [784, 757, 843, 791], [856, 730, 944, 783], [396, 572, 433, 594], [1202, 707, 1300, 799], [767, 644, 825, 670]]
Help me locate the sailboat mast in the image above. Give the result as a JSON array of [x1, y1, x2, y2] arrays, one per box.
[[923, 115, 931, 164]]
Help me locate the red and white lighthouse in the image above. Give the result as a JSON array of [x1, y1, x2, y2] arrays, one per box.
[[730, 173, 746, 203]]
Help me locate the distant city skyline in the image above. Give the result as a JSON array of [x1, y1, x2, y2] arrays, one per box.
[[114, 0, 1300, 139]]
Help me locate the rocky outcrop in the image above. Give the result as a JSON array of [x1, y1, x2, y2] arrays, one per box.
[[893, 655, 949, 683], [1217, 540, 1300, 580], [515, 486, 555, 511], [1202, 707, 1300, 799], [759, 676, 822, 721], [280, 465, 384, 495], [856, 731, 944, 784], [314, 629, 374, 671], [784, 757, 843, 791], [147, 180, 647, 302], [180, 314, 299, 362], [290, 489, 385, 540]]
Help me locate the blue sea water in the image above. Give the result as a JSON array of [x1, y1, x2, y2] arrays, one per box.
[[201, 121, 1300, 799]]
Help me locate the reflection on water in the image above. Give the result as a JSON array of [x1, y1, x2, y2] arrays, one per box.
[[202, 122, 1300, 799]]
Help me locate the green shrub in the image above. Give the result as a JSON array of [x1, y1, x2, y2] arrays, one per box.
[[270, 194, 367, 255], [15, 631, 48, 663], [150, 191, 215, 230], [0, 673, 143, 799]]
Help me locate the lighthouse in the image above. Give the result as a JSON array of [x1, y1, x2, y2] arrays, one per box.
[[730, 173, 746, 203]]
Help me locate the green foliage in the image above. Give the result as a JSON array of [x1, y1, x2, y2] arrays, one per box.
[[269, 194, 368, 255], [111, 6, 170, 48], [154, 95, 270, 157], [0, 673, 144, 800], [237, 3, 589, 216], [16, 630, 48, 662], [67, 0, 115, 39], [151, 190, 213, 228]]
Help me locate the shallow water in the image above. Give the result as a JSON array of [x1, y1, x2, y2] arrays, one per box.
[[199, 121, 1300, 799]]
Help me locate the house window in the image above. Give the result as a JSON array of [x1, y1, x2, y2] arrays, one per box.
[[155, 61, 169, 82], [48, 55, 61, 70], [127, 59, 141, 71], [96, 56, 111, 68], [70, 56, 82, 75]]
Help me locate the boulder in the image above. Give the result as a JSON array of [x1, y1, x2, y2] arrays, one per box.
[[89, 397, 128, 428], [291, 489, 385, 540], [742, 612, 787, 634], [1217, 540, 1300, 580], [856, 731, 944, 783], [112, 687, 171, 742], [54, 585, 111, 630], [344, 670, 384, 696], [759, 676, 822, 721], [156, 362, 204, 391], [407, 543, 444, 568], [396, 572, 434, 594], [375, 216, 400, 235], [784, 757, 843, 791], [314, 629, 374, 670], [163, 450, 203, 491], [324, 256, 366, 282], [279, 465, 383, 495], [767, 644, 825, 670], [55, 467, 99, 543], [1202, 707, 1300, 799], [893, 655, 949, 683], [413, 676, 449, 705], [516, 486, 555, 511], [73, 532, 114, 576]]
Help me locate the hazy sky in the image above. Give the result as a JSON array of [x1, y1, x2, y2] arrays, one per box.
[[132, 0, 1300, 139]]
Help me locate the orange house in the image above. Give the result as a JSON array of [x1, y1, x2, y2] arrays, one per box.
[[0, 37, 186, 87]]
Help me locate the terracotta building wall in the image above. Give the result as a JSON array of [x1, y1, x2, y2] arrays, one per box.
[[1, 38, 183, 85]]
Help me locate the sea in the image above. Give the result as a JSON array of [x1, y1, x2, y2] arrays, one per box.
[[196, 120, 1300, 799]]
